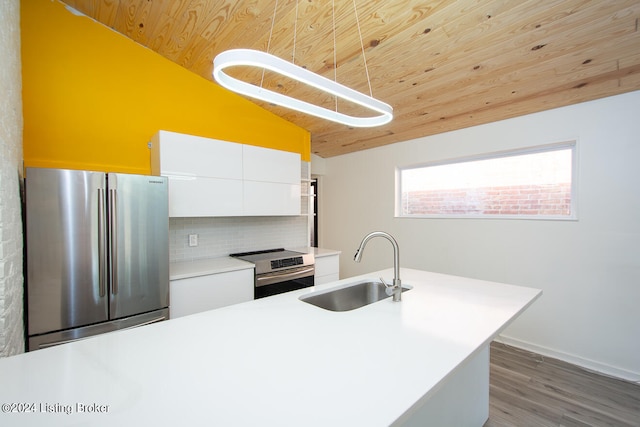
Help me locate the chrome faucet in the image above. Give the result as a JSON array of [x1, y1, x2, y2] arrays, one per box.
[[354, 231, 402, 302]]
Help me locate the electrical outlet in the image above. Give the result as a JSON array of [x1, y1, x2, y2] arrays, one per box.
[[188, 234, 198, 247]]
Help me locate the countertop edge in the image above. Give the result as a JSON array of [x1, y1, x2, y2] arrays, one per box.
[[169, 257, 254, 280], [170, 247, 341, 280], [289, 246, 341, 258]]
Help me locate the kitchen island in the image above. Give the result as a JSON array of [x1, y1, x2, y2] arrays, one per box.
[[0, 268, 540, 426]]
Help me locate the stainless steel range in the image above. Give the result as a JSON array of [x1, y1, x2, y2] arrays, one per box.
[[230, 248, 315, 299]]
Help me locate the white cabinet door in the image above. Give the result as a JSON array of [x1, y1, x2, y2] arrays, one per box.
[[151, 131, 244, 217], [243, 144, 300, 184], [167, 176, 242, 217], [242, 145, 301, 215], [170, 269, 253, 318], [243, 181, 301, 216], [152, 130, 242, 179], [315, 254, 340, 285]]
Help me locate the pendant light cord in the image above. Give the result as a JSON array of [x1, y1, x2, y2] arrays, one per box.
[[292, 0, 299, 64], [352, 0, 373, 98], [332, 0, 338, 111], [262, 0, 374, 104], [262, 0, 280, 88]]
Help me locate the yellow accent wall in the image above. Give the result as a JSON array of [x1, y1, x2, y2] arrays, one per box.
[[21, 0, 310, 175]]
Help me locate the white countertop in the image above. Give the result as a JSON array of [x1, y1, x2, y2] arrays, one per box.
[[169, 256, 254, 280], [169, 247, 341, 280], [290, 246, 341, 258], [0, 268, 540, 426]]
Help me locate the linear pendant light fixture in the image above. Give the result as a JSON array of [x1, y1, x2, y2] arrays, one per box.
[[213, 49, 392, 127], [212, 0, 392, 128]]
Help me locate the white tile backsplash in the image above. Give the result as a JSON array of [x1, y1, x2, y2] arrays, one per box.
[[170, 216, 309, 261]]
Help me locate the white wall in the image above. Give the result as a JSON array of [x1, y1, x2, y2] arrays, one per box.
[[0, 0, 25, 357], [320, 90, 640, 381]]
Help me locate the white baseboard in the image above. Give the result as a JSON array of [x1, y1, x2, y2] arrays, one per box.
[[495, 335, 640, 384]]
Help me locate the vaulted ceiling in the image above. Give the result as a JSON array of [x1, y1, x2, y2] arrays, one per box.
[[62, 0, 640, 157]]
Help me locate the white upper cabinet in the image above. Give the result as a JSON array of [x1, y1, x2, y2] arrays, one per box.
[[150, 131, 301, 217], [151, 130, 242, 179], [244, 181, 300, 216], [151, 131, 243, 216], [242, 145, 301, 216], [165, 177, 243, 217], [243, 145, 299, 184]]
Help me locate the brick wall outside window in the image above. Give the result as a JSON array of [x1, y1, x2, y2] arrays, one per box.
[[402, 182, 571, 216]]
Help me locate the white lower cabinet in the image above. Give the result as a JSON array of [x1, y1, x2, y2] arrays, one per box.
[[314, 254, 340, 285], [170, 269, 253, 318]]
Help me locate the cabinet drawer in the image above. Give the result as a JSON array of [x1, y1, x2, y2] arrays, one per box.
[[315, 273, 339, 285], [315, 255, 340, 277], [170, 269, 253, 318]]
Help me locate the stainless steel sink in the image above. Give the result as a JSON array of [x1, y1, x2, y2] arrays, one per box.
[[299, 280, 411, 312]]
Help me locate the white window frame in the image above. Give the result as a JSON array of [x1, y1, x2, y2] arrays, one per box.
[[395, 141, 578, 220]]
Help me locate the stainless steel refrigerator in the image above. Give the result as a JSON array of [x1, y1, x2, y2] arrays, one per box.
[[25, 168, 170, 351]]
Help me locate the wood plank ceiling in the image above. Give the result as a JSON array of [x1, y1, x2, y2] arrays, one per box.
[[61, 0, 640, 158]]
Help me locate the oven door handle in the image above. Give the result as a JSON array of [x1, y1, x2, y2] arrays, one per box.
[[256, 266, 315, 287]]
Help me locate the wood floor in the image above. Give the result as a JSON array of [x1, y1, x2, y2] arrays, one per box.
[[485, 342, 640, 427]]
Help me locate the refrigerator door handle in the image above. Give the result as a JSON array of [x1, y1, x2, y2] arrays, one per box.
[[98, 189, 107, 297], [109, 188, 118, 295]]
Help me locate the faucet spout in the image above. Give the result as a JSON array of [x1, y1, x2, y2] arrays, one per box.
[[353, 231, 402, 301]]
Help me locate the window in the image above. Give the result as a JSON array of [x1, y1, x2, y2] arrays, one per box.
[[397, 142, 576, 219]]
